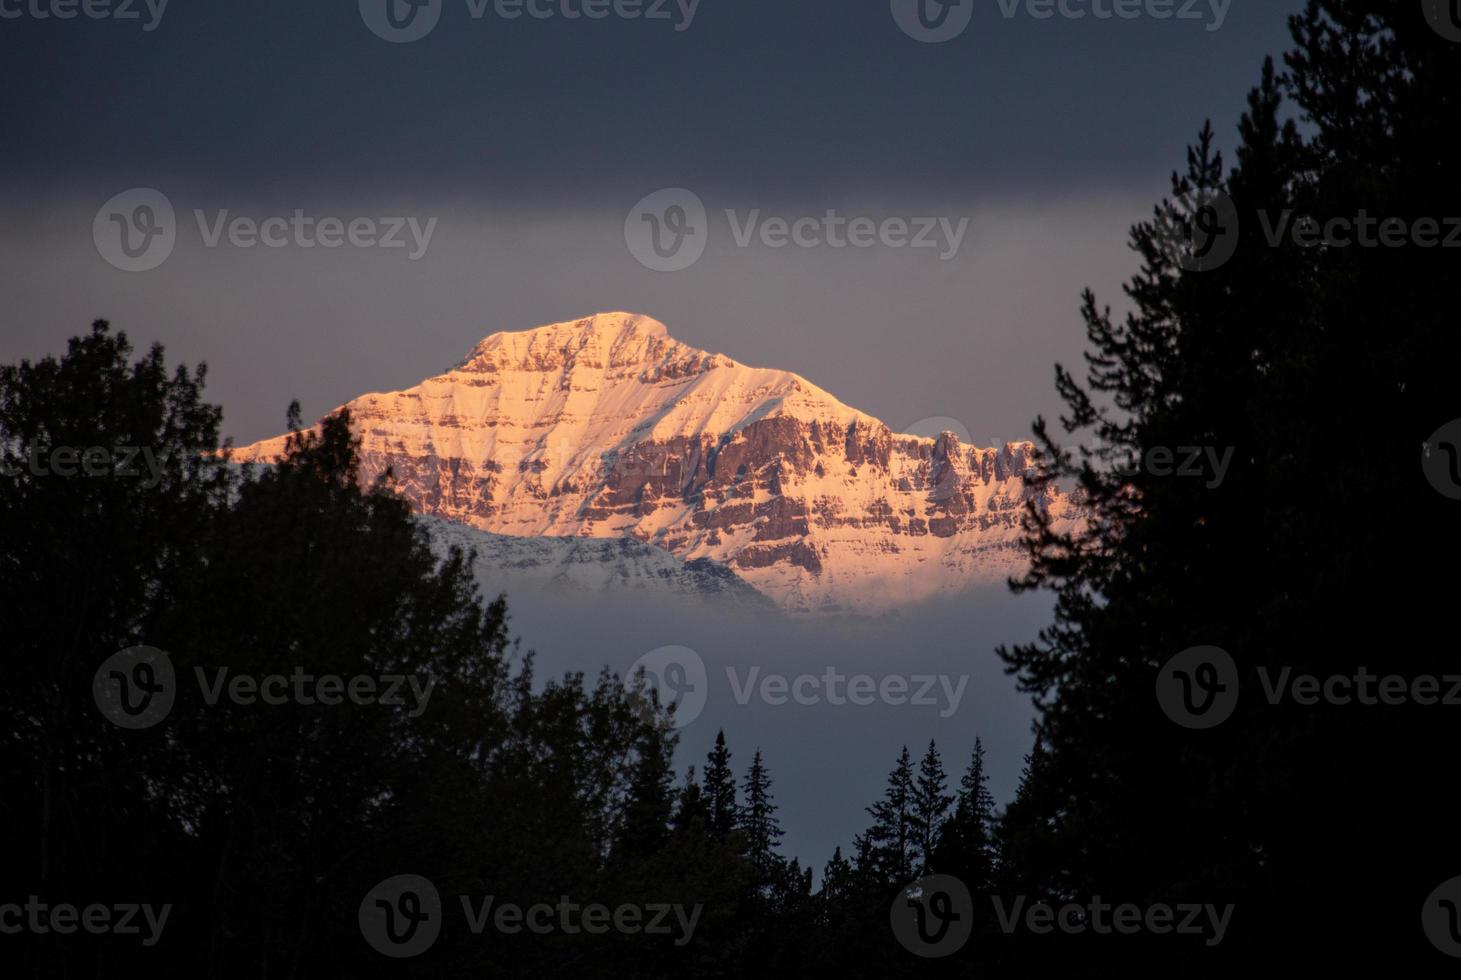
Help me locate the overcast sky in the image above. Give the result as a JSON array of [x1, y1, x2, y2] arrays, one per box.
[[3, 0, 1302, 445], [2, 0, 1305, 866]]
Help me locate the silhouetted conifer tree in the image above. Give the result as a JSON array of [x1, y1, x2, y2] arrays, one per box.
[[909, 739, 952, 873], [738, 749, 784, 891], [857, 746, 916, 886], [703, 729, 738, 841]]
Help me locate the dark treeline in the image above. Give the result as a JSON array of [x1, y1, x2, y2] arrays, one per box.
[[993, 0, 1461, 973], [4, 0, 1460, 974], [0, 319, 1006, 977]]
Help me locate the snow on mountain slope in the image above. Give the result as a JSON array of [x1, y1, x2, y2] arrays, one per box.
[[235, 312, 1078, 613], [422, 514, 775, 610]]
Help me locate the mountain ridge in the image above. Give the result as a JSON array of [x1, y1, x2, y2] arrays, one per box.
[[235, 312, 1078, 613]]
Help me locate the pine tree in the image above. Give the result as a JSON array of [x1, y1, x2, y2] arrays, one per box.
[[934, 737, 996, 888], [702, 730, 738, 840], [909, 739, 952, 873], [850, 835, 873, 879], [738, 749, 784, 889], [769, 856, 814, 929], [671, 766, 708, 836], [614, 722, 675, 862], [857, 746, 916, 885], [820, 846, 852, 916]]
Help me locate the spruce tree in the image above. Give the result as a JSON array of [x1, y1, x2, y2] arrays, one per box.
[[702, 730, 738, 840], [990, 737, 1039, 888], [614, 721, 675, 862], [671, 766, 708, 836], [934, 737, 996, 889], [857, 745, 916, 885], [909, 739, 952, 873], [820, 846, 852, 916], [738, 749, 784, 889]]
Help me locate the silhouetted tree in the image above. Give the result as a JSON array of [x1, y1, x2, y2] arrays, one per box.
[[0, 323, 707, 977], [998, 1, 1461, 972], [739, 749, 784, 891], [703, 729, 738, 841], [858, 746, 916, 887], [934, 737, 996, 890], [909, 740, 952, 873]]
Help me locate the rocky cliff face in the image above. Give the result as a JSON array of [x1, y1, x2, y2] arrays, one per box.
[[235, 312, 1078, 613]]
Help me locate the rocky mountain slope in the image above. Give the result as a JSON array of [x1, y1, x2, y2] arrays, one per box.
[[235, 312, 1077, 613], [422, 514, 774, 610]]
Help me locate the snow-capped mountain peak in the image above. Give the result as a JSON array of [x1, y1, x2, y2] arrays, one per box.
[[235, 313, 1077, 613], [453, 311, 675, 372]]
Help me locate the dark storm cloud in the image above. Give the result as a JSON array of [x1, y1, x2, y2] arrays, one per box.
[[1, 0, 1299, 201]]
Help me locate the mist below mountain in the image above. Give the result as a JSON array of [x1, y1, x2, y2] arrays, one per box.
[[490, 576, 1051, 875]]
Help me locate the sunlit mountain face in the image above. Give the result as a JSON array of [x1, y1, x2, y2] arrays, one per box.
[[236, 312, 1079, 613]]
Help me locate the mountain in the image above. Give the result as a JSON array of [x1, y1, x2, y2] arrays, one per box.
[[422, 514, 775, 611], [234, 312, 1078, 613]]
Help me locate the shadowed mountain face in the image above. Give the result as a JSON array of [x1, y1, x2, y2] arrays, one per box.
[[236, 312, 1078, 613], [420, 514, 776, 612]]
